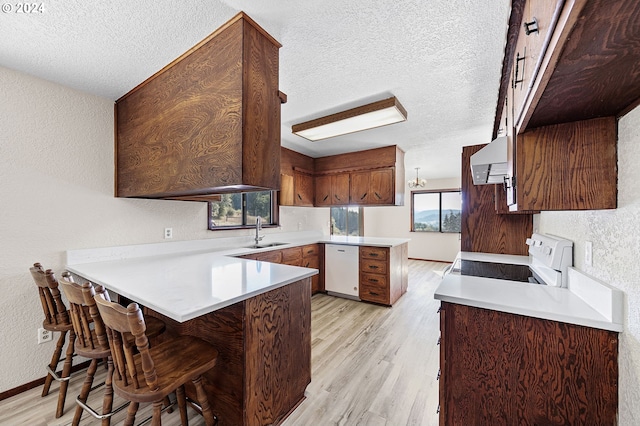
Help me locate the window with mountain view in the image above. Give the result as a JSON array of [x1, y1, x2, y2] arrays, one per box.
[[208, 191, 277, 230], [411, 189, 461, 233]]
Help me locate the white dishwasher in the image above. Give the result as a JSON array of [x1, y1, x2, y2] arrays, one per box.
[[325, 244, 359, 299]]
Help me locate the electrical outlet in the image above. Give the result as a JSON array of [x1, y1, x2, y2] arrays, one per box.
[[38, 327, 52, 344], [164, 228, 173, 239], [585, 241, 593, 267]]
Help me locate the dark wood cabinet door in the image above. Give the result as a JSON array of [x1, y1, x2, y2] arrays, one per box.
[[331, 174, 350, 205], [314, 175, 332, 206], [369, 168, 394, 204], [440, 302, 618, 425], [349, 171, 370, 205], [293, 171, 314, 206]]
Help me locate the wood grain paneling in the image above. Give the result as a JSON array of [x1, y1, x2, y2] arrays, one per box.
[[440, 302, 619, 425], [527, 0, 640, 128], [116, 13, 281, 199], [516, 117, 617, 210], [314, 145, 399, 174], [461, 145, 532, 255], [146, 278, 311, 426]]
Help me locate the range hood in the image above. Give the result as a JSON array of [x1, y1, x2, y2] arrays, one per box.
[[470, 136, 508, 185]]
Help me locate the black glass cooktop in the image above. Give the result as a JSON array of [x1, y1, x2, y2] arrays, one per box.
[[459, 259, 542, 284]]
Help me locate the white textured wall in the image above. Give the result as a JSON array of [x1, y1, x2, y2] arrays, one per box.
[[364, 177, 461, 262], [537, 106, 640, 423], [0, 66, 327, 392]]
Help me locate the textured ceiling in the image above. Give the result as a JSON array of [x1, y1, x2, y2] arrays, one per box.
[[0, 0, 510, 180]]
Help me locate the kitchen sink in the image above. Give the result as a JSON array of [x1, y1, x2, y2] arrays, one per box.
[[244, 242, 288, 249]]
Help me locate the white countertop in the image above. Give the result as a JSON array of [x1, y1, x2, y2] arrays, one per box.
[[65, 232, 409, 323], [435, 252, 623, 332], [319, 235, 409, 247], [67, 251, 317, 322]]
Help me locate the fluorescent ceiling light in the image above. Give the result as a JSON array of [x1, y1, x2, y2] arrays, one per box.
[[292, 96, 407, 141]]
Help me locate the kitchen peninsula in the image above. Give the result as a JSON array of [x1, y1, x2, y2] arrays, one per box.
[[66, 241, 318, 426]]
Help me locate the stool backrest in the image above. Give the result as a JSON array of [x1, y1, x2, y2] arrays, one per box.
[[58, 274, 110, 353], [29, 263, 70, 327], [93, 291, 156, 392]]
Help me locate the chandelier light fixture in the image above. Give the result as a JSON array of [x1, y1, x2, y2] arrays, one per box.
[[408, 167, 426, 188], [292, 96, 407, 141]]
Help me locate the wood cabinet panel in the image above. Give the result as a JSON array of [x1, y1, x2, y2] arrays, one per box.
[[350, 168, 395, 205], [293, 171, 314, 206], [116, 13, 281, 199], [360, 246, 388, 261], [439, 302, 618, 425], [314, 175, 332, 206], [359, 279, 389, 305], [332, 174, 350, 205], [349, 171, 370, 204], [461, 145, 532, 255], [281, 247, 302, 266], [513, 117, 617, 211]]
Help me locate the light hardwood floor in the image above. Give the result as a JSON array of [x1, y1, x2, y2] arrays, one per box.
[[0, 260, 448, 426]]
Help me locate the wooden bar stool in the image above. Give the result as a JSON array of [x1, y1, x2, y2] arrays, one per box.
[[30, 263, 76, 418], [91, 284, 219, 426], [58, 272, 167, 425]]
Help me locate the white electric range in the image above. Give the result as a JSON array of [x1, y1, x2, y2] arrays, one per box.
[[435, 233, 623, 332]]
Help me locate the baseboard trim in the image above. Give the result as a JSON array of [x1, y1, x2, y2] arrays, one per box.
[[408, 257, 452, 263], [0, 360, 91, 401]]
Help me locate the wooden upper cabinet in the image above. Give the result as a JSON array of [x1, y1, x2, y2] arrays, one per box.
[[314, 173, 350, 206], [350, 168, 395, 205], [315, 146, 405, 207], [293, 171, 314, 206], [511, 117, 617, 211], [115, 13, 282, 199], [497, 0, 640, 134], [511, 0, 564, 128], [314, 175, 332, 207], [280, 147, 314, 207]]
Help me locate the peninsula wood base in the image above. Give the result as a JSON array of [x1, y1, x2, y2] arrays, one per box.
[[146, 278, 312, 426]]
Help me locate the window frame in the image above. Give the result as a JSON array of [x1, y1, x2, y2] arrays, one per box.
[[410, 188, 461, 233], [207, 190, 279, 231], [330, 206, 364, 236]]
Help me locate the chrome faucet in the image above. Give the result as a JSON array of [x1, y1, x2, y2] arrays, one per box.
[[255, 216, 264, 245]]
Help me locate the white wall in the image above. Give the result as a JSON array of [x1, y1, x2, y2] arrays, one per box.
[[364, 177, 461, 262], [536, 106, 640, 424], [0, 66, 327, 393]]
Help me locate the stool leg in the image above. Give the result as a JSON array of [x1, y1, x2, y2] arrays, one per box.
[[124, 402, 139, 426], [55, 330, 75, 418], [151, 400, 163, 426], [73, 358, 98, 426], [193, 376, 215, 426], [101, 357, 114, 426], [43, 330, 67, 397], [176, 386, 188, 426]]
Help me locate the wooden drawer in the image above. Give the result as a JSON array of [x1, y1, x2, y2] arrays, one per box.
[[302, 255, 319, 270], [301, 244, 319, 258], [360, 246, 388, 261], [281, 247, 302, 265], [359, 279, 389, 305], [360, 272, 387, 289], [254, 250, 283, 263], [360, 259, 388, 275]]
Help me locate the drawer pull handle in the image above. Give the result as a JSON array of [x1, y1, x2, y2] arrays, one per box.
[[437, 337, 441, 345], [437, 369, 441, 380], [322, 195, 329, 201], [369, 279, 379, 283], [369, 265, 379, 269], [369, 291, 379, 296], [524, 18, 539, 35], [297, 193, 303, 201], [360, 192, 367, 200], [369, 253, 378, 257], [374, 192, 382, 199], [513, 50, 526, 89], [437, 405, 440, 414]]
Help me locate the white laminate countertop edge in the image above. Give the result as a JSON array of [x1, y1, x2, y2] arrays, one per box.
[[434, 273, 623, 332]]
